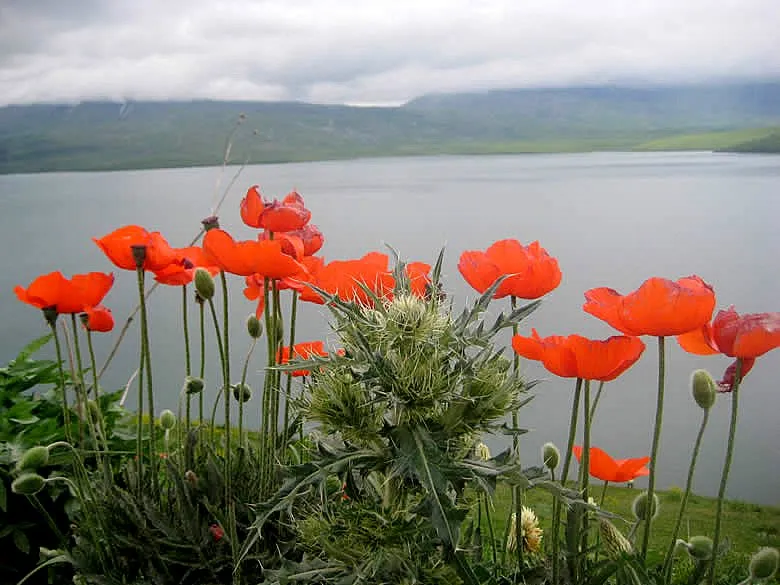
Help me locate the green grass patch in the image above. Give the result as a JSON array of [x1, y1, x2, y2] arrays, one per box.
[[633, 127, 780, 151]]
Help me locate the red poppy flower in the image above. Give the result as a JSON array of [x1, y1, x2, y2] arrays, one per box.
[[572, 446, 650, 483], [244, 274, 305, 316], [94, 225, 178, 272], [583, 275, 715, 337], [258, 224, 324, 258], [209, 523, 224, 542], [83, 305, 114, 332], [512, 328, 645, 381], [277, 341, 329, 376], [458, 239, 562, 300], [15, 271, 115, 315], [240, 186, 311, 232], [677, 306, 780, 390], [153, 246, 221, 286], [298, 252, 394, 306], [203, 229, 307, 278], [407, 261, 432, 298]]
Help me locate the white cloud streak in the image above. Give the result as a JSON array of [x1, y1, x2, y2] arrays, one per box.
[[0, 0, 778, 106]]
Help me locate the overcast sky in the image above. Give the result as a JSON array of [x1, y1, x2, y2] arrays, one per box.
[[1, 0, 778, 106]]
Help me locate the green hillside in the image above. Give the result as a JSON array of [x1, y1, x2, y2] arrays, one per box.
[[1, 82, 779, 174]]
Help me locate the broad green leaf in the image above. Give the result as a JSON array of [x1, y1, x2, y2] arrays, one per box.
[[13, 529, 30, 554]]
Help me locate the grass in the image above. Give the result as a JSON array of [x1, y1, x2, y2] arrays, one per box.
[[633, 127, 780, 151], [485, 482, 780, 582]]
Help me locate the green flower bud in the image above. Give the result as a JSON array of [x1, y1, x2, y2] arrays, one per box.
[[599, 519, 633, 558], [184, 376, 204, 395], [232, 383, 252, 403], [159, 409, 176, 430], [686, 535, 714, 561], [194, 268, 215, 300], [749, 547, 779, 581], [691, 369, 717, 410], [542, 442, 560, 470], [631, 491, 659, 522], [274, 318, 284, 341], [12, 473, 46, 495], [17, 446, 50, 472], [247, 315, 263, 339], [87, 399, 101, 420]]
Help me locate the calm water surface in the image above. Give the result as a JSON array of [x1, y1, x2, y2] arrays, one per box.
[[1, 152, 779, 505]]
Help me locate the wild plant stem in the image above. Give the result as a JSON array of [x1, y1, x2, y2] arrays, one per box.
[[220, 271, 232, 505], [641, 336, 666, 561], [510, 295, 524, 571], [238, 338, 257, 445], [260, 277, 274, 498], [663, 408, 711, 582], [48, 318, 72, 443], [182, 284, 192, 433], [588, 381, 605, 424], [552, 377, 582, 585], [198, 299, 206, 423], [579, 379, 592, 574], [283, 290, 298, 443], [206, 298, 227, 440], [69, 315, 101, 462], [708, 359, 742, 585], [271, 282, 283, 463], [136, 267, 157, 492], [483, 492, 498, 567], [85, 329, 110, 452]]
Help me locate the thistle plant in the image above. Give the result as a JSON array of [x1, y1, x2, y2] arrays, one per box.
[[240, 256, 556, 585]]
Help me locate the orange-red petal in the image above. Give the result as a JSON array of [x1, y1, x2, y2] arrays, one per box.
[[84, 304, 114, 332]]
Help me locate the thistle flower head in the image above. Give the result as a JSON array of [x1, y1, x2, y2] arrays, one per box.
[[506, 506, 543, 554]]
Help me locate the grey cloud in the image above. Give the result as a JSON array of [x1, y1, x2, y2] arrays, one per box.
[[1, 0, 778, 106]]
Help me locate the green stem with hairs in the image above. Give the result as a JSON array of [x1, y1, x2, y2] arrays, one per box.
[[198, 298, 206, 423], [640, 336, 666, 561], [708, 359, 743, 585], [238, 338, 257, 444], [552, 377, 582, 585], [182, 284, 192, 434], [47, 316, 72, 443], [588, 381, 605, 424], [510, 295, 524, 571], [219, 271, 232, 505], [85, 329, 110, 452], [663, 407, 711, 583], [69, 315, 102, 461], [483, 492, 498, 567], [136, 266, 158, 492], [283, 290, 298, 443], [579, 379, 592, 574], [271, 282, 283, 464], [260, 277, 274, 498], [206, 298, 227, 441]]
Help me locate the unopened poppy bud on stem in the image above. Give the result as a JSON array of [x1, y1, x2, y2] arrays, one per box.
[[12, 473, 47, 495], [185, 376, 204, 395], [631, 491, 659, 522], [247, 314, 263, 339], [159, 409, 176, 430], [691, 369, 717, 410], [749, 547, 779, 582], [17, 446, 49, 472], [194, 268, 215, 300], [542, 442, 560, 470], [232, 383, 252, 403], [685, 535, 714, 561]]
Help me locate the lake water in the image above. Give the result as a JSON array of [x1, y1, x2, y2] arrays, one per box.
[[1, 152, 779, 506]]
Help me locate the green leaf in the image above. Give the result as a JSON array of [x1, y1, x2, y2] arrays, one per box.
[[13, 529, 30, 554], [0, 476, 6, 512], [15, 334, 53, 363]]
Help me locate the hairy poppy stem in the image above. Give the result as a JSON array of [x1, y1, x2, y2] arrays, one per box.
[[283, 290, 299, 446], [588, 381, 605, 424], [47, 317, 73, 444], [206, 298, 227, 437], [641, 335, 666, 561], [483, 491, 498, 568], [510, 295, 524, 571], [708, 359, 742, 585], [552, 377, 582, 585], [135, 267, 157, 492], [219, 272, 232, 506], [198, 298, 206, 423], [663, 407, 711, 582], [69, 315, 102, 461], [85, 329, 110, 453], [260, 277, 274, 499], [579, 380, 592, 574], [182, 285, 192, 434]]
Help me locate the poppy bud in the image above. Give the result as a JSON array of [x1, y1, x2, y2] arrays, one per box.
[[749, 547, 779, 581], [631, 491, 659, 522], [185, 376, 205, 395], [247, 315, 263, 339], [17, 446, 49, 472], [194, 268, 215, 300], [685, 536, 714, 561], [42, 306, 58, 326], [201, 216, 220, 231], [159, 409, 176, 430], [131, 244, 147, 269], [12, 473, 46, 495], [542, 442, 560, 470], [691, 369, 717, 410], [599, 519, 633, 558], [232, 383, 252, 403], [209, 523, 224, 542], [475, 442, 491, 461], [275, 318, 284, 341], [184, 470, 198, 484]]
